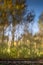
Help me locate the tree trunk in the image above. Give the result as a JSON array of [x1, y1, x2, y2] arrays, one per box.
[[11, 25, 14, 47], [2, 26, 4, 43]]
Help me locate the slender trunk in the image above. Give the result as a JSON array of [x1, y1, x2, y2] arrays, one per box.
[[2, 26, 4, 43], [11, 25, 14, 47]]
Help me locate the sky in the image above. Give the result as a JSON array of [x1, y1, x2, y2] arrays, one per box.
[[5, 0, 43, 41], [27, 0, 43, 21]]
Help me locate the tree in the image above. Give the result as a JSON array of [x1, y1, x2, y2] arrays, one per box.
[[38, 12, 43, 55], [0, 0, 35, 47], [11, 0, 27, 47], [0, 8, 9, 43]]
